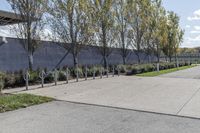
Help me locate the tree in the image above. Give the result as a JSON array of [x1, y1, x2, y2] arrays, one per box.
[[127, 0, 150, 64], [7, 0, 46, 70], [161, 11, 184, 62], [45, 0, 94, 68], [150, 0, 168, 64], [90, 0, 117, 68], [114, 0, 131, 65], [143, 2, 156, 63]]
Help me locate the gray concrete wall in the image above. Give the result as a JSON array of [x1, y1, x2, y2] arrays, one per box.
[[0, 38, 156, 72]]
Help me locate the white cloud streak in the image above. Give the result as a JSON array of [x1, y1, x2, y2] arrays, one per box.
[[187, 9, 200, 21]]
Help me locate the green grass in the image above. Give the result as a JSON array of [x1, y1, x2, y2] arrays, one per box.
[[136, 65, 196, 77], [0, 93, 53, 113]]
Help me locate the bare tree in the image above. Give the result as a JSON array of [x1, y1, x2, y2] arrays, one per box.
[[7, 0, 46, 70], [45, 0, 94, 68]]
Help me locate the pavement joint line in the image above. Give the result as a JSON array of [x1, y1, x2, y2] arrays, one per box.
[[55, 99, 200, 121], [176, 87, 200, 115]]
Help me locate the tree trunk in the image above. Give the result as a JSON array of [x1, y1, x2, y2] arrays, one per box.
[[157, 49, 160, 64], [138, 57, 141, 64], [136, 52, 141, 64], [28, 53, 33, 71], [121, 31, 126, 65], [169, 56, 172, 62], [103, 56, 107, 68], [73, 53, 78, 68], [122, 56, 126, 65], [102, 22, 107, 68], [148, 55, 151, 63]]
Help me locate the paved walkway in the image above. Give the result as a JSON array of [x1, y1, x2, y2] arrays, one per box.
[[2, 66, 200, 132], [159, 65, 200, 79], [1, 101, 200, 133], [6, 66, 200, 118]]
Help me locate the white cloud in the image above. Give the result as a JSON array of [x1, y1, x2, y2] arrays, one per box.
[[190, 26, 200, 33], [194, 26, 200, 30], [186, 35, 200, 42], [187, 9, 200, 21], [190, 31, 200, 34], [185, 25, 191, 28]]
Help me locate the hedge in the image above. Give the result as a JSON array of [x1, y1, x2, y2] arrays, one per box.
[[0, 62, 191, 92], [118, 62, 191, 75]]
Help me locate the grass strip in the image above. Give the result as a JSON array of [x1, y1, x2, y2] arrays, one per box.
[[136, 65, 196, 77], [0, 93, 53, 113]]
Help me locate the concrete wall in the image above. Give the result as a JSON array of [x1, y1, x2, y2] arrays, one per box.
[[0, 38, 156, 72]]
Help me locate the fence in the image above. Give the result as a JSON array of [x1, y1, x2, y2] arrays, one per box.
[[0, 37, 156, 72]]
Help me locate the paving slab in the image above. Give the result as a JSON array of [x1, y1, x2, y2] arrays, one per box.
[[13, 75, 200, 118], [1, 101, 200, 133]]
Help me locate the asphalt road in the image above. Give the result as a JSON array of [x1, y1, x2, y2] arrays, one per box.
[[1, 101, 200, 133]]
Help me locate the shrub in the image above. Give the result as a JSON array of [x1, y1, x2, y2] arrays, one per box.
[[44, 72, 54, 83], [14, 71, 24, 87], [29, 71, 40, 84], [117, 65, 127, 73], [72, 67, 83, 78], [0, 72, 5, 93], [144, 64, 155, 72], [87, 66, 104, 76], [4, 74, 16, 88], [58, 71, 66, 81], [126, 65, 141, 75]]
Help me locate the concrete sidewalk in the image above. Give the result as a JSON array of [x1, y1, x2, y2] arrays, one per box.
[[13, 74, 200, 119], [159, 65, 200, 79]]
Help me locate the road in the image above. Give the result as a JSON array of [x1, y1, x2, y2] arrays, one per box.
[[1, 101, 200, 133]]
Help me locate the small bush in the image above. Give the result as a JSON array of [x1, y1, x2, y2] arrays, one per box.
[[44, 72, 54, 83], [0, 72, 5, 93], [87, 66, 104, 76], [144, 64, 155, 72], [58, 71, 66, 81], [4, 74, 16, 88], [72, 67, 83, 78], [29, 71, 40, 84], [117, 65, 127, 73]]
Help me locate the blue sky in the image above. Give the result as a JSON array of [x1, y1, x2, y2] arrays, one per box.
[[163, 0, 200, 48], [0, 0, 200, 48]]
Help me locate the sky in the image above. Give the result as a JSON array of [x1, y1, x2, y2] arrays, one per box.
[[0, 0, 200, 48]]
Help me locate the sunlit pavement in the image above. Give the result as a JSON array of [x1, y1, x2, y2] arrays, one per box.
[[2, 66, 200, 133], [8, 66, 200, 118]]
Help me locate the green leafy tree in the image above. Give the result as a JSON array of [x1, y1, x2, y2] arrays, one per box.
[[114, 0, 131, 65], [90, 0, 118, 68], [127, 0, 152, 64], [150, 0, 168, 64], [161, 11, 184, 62]]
